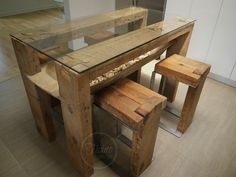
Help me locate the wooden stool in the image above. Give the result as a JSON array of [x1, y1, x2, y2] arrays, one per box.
[[94, 79, 166, 177], [150, 54, 211, 136]]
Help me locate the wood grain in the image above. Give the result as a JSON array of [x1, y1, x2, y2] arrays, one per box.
[[159, 25, 194, 102], [177, 71, 209, 133], [55, 63, 94, 177], [156, 54, 211, 88], [155, 54, 211, 133], [94, 79, 166, 176], [62, 19, 194, 75], [13, 7, 148, 49], [11, 38, 56, 142], [131, 104, 162, 177]]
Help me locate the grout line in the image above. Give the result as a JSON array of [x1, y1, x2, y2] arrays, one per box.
[[0, 138, 30, 177], [229, 61, 236, 78], [0, 73, 20, 85]]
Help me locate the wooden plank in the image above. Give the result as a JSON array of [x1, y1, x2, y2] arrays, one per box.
[[156, 54, 211, 87], [55, 63, 94, 177], [84, 31, 118, 45], [90, 43, 171, 92], [13, 7, 148, 49], [131, 104, 161, 177], [11, 38, 56, 142], [177, 71, 210, 133], [159, 25, 194, 102], [26, 42, 171, 98], [112, 79, 167, 110], [94, 87, 144, 131]]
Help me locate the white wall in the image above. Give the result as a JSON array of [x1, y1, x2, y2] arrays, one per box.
[[165, 0, 223, 62], [231, 66, 236, 81], [206, 0, 236, 79], [63, 0, 115, 50], [165, 0, 236, 85], [64, 0, 115, 20], [54, 0, 64, 3], [0, 0, 57, 17]]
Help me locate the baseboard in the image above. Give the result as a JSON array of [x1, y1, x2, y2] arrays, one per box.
[[208, 72, 236, 88]]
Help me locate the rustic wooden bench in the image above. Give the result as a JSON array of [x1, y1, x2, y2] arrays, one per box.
[[94, 78, 166, 177], [150, 54, 211, 136], [84, 31, 119, 45]]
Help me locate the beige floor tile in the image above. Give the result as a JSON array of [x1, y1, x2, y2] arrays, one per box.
[[0, 165, 28, 177], [222, 152, 236, 177], [0, 141, 16, 174]]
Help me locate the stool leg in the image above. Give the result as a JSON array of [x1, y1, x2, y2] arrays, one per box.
[[128, 69, 142, 83], [177, 75, 207, 133], [149, 71, 156, 90], [159, 76, 179, 103], [131, 105, 161, 177]]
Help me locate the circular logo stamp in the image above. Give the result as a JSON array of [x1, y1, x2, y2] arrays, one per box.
[[81, 132, 118, 169]]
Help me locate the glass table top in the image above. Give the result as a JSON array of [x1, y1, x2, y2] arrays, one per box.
[[10, 5, 194, 74]]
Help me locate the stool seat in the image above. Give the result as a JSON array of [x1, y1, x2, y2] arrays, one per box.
[[95, 78, 166, 130], [155, 54, 211, 87]]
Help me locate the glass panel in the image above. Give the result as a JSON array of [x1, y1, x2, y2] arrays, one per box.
[[10, 1, 194, 74]]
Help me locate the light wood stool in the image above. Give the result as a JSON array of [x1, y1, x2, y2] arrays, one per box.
[[150, 54, 211, 137], [94, 79, 166, 177]]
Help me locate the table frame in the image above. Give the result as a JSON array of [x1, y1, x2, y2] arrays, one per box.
[[11, 7, 194, 177]]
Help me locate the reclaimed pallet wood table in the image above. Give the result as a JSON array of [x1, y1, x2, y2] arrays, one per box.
[[10, 6, 194, 177]]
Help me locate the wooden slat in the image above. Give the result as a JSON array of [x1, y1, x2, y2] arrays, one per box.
[[112, 79, 167, 110], [13, 7, 148, 49]]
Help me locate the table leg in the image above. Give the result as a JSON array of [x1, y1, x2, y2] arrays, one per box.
[[55, 63, 94, 177], [11, 38, 56, 142]]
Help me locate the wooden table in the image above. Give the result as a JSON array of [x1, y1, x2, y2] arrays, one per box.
[[11, 7, 194, 177]]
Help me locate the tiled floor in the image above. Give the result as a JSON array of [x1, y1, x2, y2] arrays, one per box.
[[0, 7, 64, 83]]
